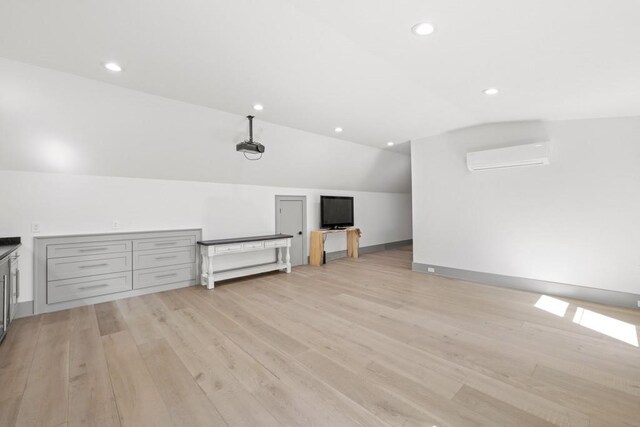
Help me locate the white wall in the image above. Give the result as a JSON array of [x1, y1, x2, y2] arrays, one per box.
[[412, 117, 640, 295], [0, 58, 413, 304], [0, 170, 412, 303], [0, 58, 411, 193]]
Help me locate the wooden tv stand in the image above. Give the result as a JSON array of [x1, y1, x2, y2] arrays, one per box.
[[309, 227, 361, 266]]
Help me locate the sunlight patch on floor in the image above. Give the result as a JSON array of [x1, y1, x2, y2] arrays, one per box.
[[573, 307, 639, 347], [534, 295, 569, 317]]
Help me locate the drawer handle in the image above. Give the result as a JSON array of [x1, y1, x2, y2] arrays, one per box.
[[155, 255, 177, 260], [154, 242, 177, 246], [79, 263, 109, 269], [78, 283, 109, 290], [156, 273, 178, 279], [79, 247, 109, 252]]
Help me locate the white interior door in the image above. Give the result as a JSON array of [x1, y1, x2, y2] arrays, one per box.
[[277, 198, 305, 266]]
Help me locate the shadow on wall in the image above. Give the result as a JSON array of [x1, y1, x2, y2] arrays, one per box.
[[442, 120, 551, 157], [364, 147, 412, 193]]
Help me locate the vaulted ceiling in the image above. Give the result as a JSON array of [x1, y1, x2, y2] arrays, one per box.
[[1, 0, 638, 149]]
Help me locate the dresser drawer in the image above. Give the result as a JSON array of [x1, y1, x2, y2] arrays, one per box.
[[48, 272, 132, 304], [48, 240, 131, 259], [133, 235, 196, 251], [47, 253, 132, 281], [243, 241, 265, 250], [133, 247, 195, 270], [133, 264, 196, 290], [264, 239, 287, 248], [214, 243, 244, 254]]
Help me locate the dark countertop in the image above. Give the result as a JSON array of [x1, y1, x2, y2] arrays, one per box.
[[0, 237, 21, 260], [198, 234, 293, 246]]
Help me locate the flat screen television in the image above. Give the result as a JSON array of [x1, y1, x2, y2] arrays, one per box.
[[320, 196, 354, 229]]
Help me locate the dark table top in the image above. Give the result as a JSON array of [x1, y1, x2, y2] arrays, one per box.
[[197, 234, 292, 246], [0, 237, 21, 260]]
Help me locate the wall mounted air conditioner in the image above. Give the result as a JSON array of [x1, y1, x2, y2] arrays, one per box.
[[466, 141, 550, 171]]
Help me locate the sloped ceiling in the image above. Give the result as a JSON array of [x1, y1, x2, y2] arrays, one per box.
[[1, 0, 639, 150]]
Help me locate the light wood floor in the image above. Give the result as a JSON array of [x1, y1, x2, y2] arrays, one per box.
[[1, 247, 639, 426]]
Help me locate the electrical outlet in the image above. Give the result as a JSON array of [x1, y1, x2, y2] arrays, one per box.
[[112, 220, 121, 230], [427, 267, 435, 273], [31, 222, 41, 233], [637, 300, 640, 308]]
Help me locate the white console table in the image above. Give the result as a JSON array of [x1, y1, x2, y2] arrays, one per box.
[[197, 234, 292, 289]]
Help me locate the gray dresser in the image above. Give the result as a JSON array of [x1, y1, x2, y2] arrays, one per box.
[[34, 229, 201, 314]]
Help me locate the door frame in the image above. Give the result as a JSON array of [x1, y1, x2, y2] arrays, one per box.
[[275, 195, 308, 265]]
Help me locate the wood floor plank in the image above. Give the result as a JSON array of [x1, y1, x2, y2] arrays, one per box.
[[155, 289, 188, 311], [2, 247, 639, 426], [68, 306, 120, 427], [270, 276, 534, 379], [223, 289, 507, 426], [256, 288, 589, 426], [0, 316, 42, 402], [124, 314, 165, 346], [195, 286, 309, 356], [453, 385, 555, 427], [331, 292, 539, 377], [95, 302, 128, 336], [168, 306, 307, 426], [137, 338, 228, 426], [131, 293, 299, 426], [118, 296, 167, 346], [527, 365, 640, 426], [295, 349, 441, 426], [234, 288, 465, 400], [217, 286, 475, 417], [41, 308, 71, 325], [179, 293, 388, 426], [258, 280, 592, 426], [0, 396, 22, 427], [15, 315, 71, 427], [115, 295, 154, 321], [150, 303, 282, 427], [217, 334, 386, 426], [102, 330, 172, 427]]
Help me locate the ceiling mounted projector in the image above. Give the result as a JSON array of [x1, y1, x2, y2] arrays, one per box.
[[236, 115, 265, 159]]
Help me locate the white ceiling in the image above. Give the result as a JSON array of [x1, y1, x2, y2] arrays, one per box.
[[1, 0, 639, 150]]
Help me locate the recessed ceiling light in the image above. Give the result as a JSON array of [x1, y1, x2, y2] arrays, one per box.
[[387, 141, 395, 146], [483, 87, 499, 96], [334, 127, 343, 133], [253, 104, 264, 111], [104, 62, 123, 72], [411, 22, 435, 36]]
